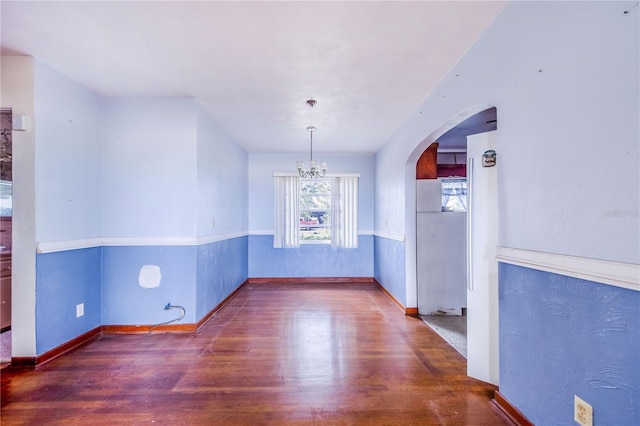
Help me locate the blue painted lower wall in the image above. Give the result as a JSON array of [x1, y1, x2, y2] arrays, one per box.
[[196, 236, 248, 320], [499, 263, 640, 426], [102, 245, 197, 324], [34, 238, 250, 355], [248, 234, 374, 278], [373, 236, 406, 306], [36, 247, 102, 355]]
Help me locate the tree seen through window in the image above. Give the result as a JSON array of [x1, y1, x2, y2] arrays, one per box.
[[300, 179, 331, 242]]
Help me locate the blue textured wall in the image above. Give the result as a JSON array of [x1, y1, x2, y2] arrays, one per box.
[[196, 236, 248, 320], [35, 248, 102, 355], [35, 238, 248, 349], [248, 235, 373, 278], [373, 236, 406, 306], [101, 245, 197, 325], [499, 263, 640, 425]]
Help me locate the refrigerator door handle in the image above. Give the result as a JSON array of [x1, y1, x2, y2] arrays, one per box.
[[467, 157, 474, 291]]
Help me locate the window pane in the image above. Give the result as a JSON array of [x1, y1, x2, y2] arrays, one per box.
[[300, 194, 331, 210], [0, 180, 12, 217], [441, 178, 467, 212], [301, 180, 331, 194], [300, 179, 331, 242]]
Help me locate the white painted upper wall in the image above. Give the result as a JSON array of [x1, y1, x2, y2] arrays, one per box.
[[196, 103, 248, 238], [10, 60, 251, 244], [34, 60, 102, 243], [375, 1, 639, 264], [248, 152, 375, 234], [101, 97, 198, 238]]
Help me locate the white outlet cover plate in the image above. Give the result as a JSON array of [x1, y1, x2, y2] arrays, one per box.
[[574, 395, 593, 426]]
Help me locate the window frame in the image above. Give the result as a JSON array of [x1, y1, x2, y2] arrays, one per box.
[[273, 172, 360, 249]]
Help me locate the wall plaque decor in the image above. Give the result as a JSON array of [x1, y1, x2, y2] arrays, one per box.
[[482, 150, 496, 167]]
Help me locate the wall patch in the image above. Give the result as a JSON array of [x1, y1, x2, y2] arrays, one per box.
[[138, 265, 162, 289]]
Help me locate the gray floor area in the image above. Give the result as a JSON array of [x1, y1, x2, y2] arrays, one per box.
[[421, 312, 467, 358]]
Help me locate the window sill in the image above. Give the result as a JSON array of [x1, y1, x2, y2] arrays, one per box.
[[300, 240, 331, 245]]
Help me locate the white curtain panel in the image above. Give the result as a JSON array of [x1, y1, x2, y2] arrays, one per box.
[[332, 176, 359, 248], [273, 175, 300, 248]]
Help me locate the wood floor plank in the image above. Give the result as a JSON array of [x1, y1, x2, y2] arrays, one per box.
[[1, 281, 511, 425]]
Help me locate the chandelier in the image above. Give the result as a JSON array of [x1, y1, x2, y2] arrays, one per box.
[[297, 99, 327, 178], [297, 125, 327, 178]]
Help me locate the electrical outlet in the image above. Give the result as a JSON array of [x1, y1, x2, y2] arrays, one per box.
[[574, 395, 593, 426], [76, 303, 84, 318]]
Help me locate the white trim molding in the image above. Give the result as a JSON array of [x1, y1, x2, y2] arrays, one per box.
[[496, 247, 640, 292], [36, 238, 103, 254], [196, 232, 248, 245], [36, 232, 250, 254], [249, 230, 374, 237], [101, 237, 196, 247], [249, 230, 274, 236], [373, 231, 405, 242]]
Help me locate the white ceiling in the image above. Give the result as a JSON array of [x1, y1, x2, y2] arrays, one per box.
[[1, 1, 507, 153]]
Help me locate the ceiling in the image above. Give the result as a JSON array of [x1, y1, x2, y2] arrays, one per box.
[[437, 107, 497, 151], [0, 1, 507, 154]]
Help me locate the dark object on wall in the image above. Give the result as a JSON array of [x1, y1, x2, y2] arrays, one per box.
[[482, 150, 496, 167], [416, 142, 439, 179], [437, 164, 466, 178], [1, 111, 11, 181]]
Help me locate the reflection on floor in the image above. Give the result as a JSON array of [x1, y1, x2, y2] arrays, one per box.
[[421, 311, 467, 358], [1, 330, 11, 363]]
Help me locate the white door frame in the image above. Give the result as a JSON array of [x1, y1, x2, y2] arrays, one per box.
[[466, 130, 499, 385], [405, 104, 498, 384]]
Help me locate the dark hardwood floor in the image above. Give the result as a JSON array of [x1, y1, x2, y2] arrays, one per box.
[[1, 281, 511, 425]]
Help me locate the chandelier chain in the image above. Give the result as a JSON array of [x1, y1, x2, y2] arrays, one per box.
[[296, 100, 327, 178]]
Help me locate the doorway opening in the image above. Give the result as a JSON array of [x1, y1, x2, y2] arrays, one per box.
[[415, 107, 497, 361], [1, 109, 12, 367]]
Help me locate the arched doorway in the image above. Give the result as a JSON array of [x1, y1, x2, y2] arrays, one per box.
[[405, 105, 499, 385]]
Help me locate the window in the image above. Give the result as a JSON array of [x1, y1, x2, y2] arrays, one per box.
[[274, 174, 359, 249], [441, 178, 467, 212], [0, 180, 12, 217], [300, 179, 331, 243]]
